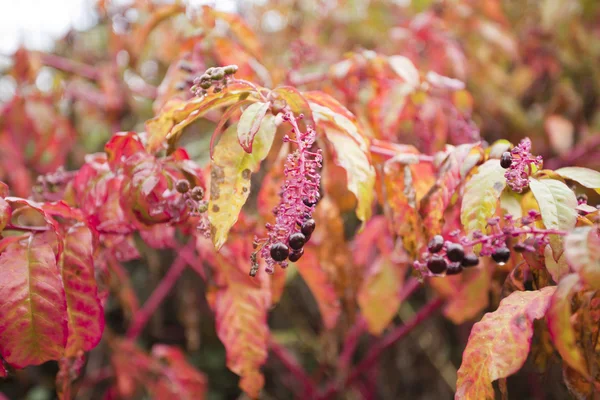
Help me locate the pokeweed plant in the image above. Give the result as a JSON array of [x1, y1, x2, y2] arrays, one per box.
[[1, 1, 600, 400]]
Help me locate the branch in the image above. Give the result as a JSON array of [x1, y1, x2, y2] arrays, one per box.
[[269, 338, 318, 397], [318, 296, 444, 399], [126, 242, 193, 339]]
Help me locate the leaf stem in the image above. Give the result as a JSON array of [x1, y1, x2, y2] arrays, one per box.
[[5, 224, 49, 232], [318, 296, 444, 399], [269, 338, 318, 397], [38, 53, 100, 80]]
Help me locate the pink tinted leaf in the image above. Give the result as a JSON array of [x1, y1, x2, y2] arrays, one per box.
[[104, 132, 146, 171], [565, 226, 600, 290], [455, 287, 556, 399], [546, 273, 588, 378], [151, 345, 208, 399], [237, 101, 270, 153], [61, 224, 104, 357], [0, 198, 10, 232], [0, 237, 68, 368]]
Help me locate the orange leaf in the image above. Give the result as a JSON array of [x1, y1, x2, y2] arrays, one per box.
[[455, 287, 556, 400]]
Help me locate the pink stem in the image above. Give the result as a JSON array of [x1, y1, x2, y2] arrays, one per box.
[[269, 338, 318, 397], [464, 227, 567, 247], [318, 297, 444, 400], [38, 53, 100, 80], [126, 244, 191, 339], [5, 224, 49, 232]]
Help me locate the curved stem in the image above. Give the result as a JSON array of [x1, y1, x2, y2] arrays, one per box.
[[269, 338, 318, 397]]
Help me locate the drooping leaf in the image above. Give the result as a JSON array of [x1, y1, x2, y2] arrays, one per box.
[[420, 143, 483, 238], [0, 237, 68, 368], [555, 167, 600, 194], [145, 83, 258, 153], [61, 224, 104, 357], [461, 159, 506, 242], [296, 248, 341, 330], [209, 121, 276, 250], [529, 178, 577, 257], [565, 226, 600, 289], [383, 156, 423, 258], [455, 287, 556, 400], [237, 102, 270, 153], [546, 273, 588, 377], [543, 244, 569, 282], [271, 86, 313, 124], [213, 243, 270, 398], [104, 131, 145, 171], [357, 255, 404, 335]]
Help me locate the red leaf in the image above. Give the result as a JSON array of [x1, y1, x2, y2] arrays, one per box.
[[61, 224, 104, 357], [104, 132, 145, 171], [151, 345, 208, 399], [0, 197, 10, 232], [296, 248, 341, 330], [0, 236, 68, 368], [455, 287, 556, 399]]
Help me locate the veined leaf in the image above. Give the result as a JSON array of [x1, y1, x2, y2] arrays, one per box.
[[357, 255, 404, 335], [461, 159, 506, 244], [237, 102, 270, 153], [0, 236, 68, 367], [529, 178, 577, 257], [61, 224, 104, 357], [296, 248, 341, 330], [455, 287, 556, 400], [272, 86, 313, 124], [543, 244, 569, 283], [555, 167, 600, 194], [209, 120, 276, 250], [213, 245, 270, 398], [565, 226, 600, 289], [546, 274, 588, 377], [145, 83, 258, 153], [420, 143, 482, 238]]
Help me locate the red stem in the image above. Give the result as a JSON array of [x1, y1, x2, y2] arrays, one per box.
[[38, 53, 100, 80], [126, 244, 191, 339], [318, 297, 444, 400], [5, 224, 49, 232], [464, 227, 567, 247], [269, 338, 318, 398]]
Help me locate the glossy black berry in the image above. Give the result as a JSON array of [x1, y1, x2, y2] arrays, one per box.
[[427, 255, 448, 274], [270, 242, 289, 262], [500, 152, 512, 169], [513, 243, 526, 253], [446, 243, 465, 262], [303, 196, 319, 207], [427, 235, 444, 253], [288, 232, 306, 250], [288, 248, 304, 262], [491, 247, 511, 264], [301, 219, 316, 237], [461, 253, 479, 268], [446, 263, 463, 275]]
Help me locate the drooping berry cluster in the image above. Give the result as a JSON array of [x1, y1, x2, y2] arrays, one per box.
[[414, 209, 567, 277], [175, 179, 210, 236], [501, 137, 543, 193], [251, 112, 323, 276], [190, 65, 238, 97]]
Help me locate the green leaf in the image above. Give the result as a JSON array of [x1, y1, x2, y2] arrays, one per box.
[[0, 236, 68, 367], [546, 273, 588, 378], [565, 226, 600, 289], [209, 120, 276, 250], [456, 287, 556, 399], [555, 167, 600, 194], [529, 178, 577, 257], [461, 159, 506, 242], [237, 102, 270, 153]]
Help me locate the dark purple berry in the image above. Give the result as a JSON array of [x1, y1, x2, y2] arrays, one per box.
[[301, 219, 316, 237], [500, 152, 512, 169], [288, 232, 306, 250], [491, 247, 511, 264], [303, 197, 318, 207], [427, 255, 448, 274], [513, 243, 526, 253], [289, 248, 304, 262], [427, 235, 444, 253], [176, 179, 190, 193], [461, 253, 479, 268], [446, 243, 465, 262], [446, 263, 463, 275], [270, 242, 289, 262]]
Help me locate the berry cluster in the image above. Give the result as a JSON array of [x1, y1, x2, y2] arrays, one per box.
[[414, 209, 567, 277], [190, 65, 238, 97], [250, 112, 323, 276], [501, 137, 543, 192], [175, 179, 210, 236]]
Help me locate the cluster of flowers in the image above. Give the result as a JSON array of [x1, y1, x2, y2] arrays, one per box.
[[414, 209, 565, 277], [500, 137, 543, 192], [251, 112, 322, 276], [190, 65, 238, 96]]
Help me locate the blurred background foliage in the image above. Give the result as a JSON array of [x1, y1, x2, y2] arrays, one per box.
[[0, 0, 599, 398]]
